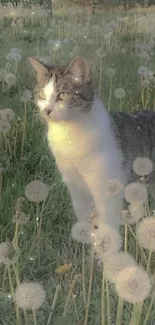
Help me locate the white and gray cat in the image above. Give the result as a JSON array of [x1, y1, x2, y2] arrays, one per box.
[[28, 56, 155, 231]]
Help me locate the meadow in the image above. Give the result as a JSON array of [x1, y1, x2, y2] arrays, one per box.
[[1, 3, 155, 325]]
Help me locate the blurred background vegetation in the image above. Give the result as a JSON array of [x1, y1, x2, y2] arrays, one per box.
[[1, 0, 155, 14]]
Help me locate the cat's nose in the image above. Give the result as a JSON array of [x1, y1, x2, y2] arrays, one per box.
[[44, 108, 52, 116]]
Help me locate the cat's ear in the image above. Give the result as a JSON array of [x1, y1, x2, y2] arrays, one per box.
[[65, 56, 91, 84], [28, 57, 48, 78]]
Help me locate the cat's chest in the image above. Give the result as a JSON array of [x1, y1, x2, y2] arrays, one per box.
[[47, 123, 97, 160]]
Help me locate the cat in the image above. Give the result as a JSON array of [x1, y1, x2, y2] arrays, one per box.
[[28, 56, 155, 231]]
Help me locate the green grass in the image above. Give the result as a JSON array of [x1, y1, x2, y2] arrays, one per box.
[[1, 4, 155, 325]]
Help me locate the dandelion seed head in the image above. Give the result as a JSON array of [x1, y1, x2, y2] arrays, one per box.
[[0, 241, 17, 265], [115, 265, 151, 303], [114, 88, 126, 99], [94, 225, 122, 256], [136, 217, 155, 251], [103, 252, 136, 282], [0, 120, 11, 134], [25, 180, 48, 203], [71, 221, 92, 244], [106, 67, 116, 77], [5, 73, 17, 86], [124, 182, 148, 204], [14, 282, 46, 310], [20, 89, 32, 102], [13, 212, 30, 225], [133, 157, 153, 176], [2, 108, 15, 122]]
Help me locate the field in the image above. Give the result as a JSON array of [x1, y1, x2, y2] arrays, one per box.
[[1, 3, 155, 325]]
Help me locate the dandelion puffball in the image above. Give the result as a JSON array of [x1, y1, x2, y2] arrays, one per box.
[[115, 265, 151, 303], [20, 89, 32, 102], [136, 217, 155, 251], [14, 282, 46, 310], [103, 252, 136, 282], [114, 88, 126, 99], [0, 120, 11, 135], [121, 203, 144, 225], [2, 108, 15, 122], [106, 67, 116, 77], [5, 73, 17, 86], [132, 157, 153, 176], [25, 180, 49, 203], [0, 241, 17, 265], [94, 225, 122, 255], [124, 182, 148, 204], [71, 221, 92, 244]]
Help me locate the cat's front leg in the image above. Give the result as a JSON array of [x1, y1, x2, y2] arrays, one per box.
[[56, 160, 94, 222], [82, 155, 125, 231], [66, 179, 94, 222]]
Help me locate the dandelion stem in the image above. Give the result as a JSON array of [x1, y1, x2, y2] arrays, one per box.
[[124, 224, 128, 252], [32, 309, 37, 325], [106, 280, 111, 325], [143, 295, 155, 325], [63, 274, 81, 317], [108, 76, 113, 111], [83, 252, 94, 325], [23, 310, 28, 325], [116, 297, 124, 325], [98, 57, 102, 96], [47, 285, 61, 325], [82, 244, 87, 304], [21, 101, 27, 159], [101, 268, 105, 325], [132, 302, 143, 325], [0, 170, 2, 197], [7, 266, 20, 325], [13, 222, 19, 249], [2, 265, 7, 291], [146, 250, 152, 273]]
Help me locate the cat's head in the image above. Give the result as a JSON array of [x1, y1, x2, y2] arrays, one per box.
[[28, 56, 94, 123]]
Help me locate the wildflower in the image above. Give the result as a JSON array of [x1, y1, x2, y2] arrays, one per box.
[[103, 252, 136, 282], [115, 265, 151, 303], [106, 67, 116, 77], [25, 180, 49, 203], [14, 282, 46, 310], [132, 157, 153, 176], [20, 89, 32, 102], [2, 108, 15, 122], [114, 88, 126, 99], [5, 73, 17, 86], [136, 217, 155, 251], [94, 225, 122, 256], [104, 178, 123, 197], [71, 221, 92, 244], [0, 241, 17, 265], [0, 120, 11, 134], [124, 182, 148, 204]]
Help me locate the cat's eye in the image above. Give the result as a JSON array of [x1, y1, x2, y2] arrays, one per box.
[[58, 92, 70, 101], [39, 89, 46, 100]]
